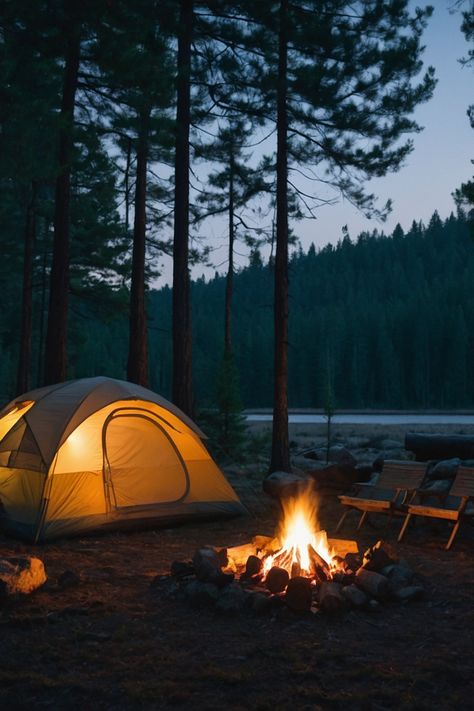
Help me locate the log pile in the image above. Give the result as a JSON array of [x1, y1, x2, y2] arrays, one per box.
[[157, 539, 424, 617]]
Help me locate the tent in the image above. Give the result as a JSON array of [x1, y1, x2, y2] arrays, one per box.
[[0, 377, 246, 542]]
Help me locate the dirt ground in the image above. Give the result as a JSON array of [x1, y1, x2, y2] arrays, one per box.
[[1, 422, 474, 710]]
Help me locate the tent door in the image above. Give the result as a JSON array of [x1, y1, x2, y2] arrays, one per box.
[[103, 410, 189, 510]]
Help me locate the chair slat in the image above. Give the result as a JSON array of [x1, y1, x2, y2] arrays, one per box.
[[450, 466, 474, 498], [378, 461, 426, 491]]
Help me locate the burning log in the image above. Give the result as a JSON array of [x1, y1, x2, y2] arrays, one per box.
[[308, 545, 330, 575], [266, 566, 290, 594], [355, 568, 389, 599], [318, 582, 346, 613], [362, 541, 398, 573], [290, 561, 301, 578]]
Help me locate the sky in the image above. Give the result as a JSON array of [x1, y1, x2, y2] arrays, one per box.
[[157, 1, 473, 285]]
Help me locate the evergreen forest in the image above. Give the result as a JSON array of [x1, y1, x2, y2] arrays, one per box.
[[1, 210, 472, 411]]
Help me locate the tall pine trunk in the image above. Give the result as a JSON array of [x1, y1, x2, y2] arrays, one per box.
[[44, 25, 80, 385], [172, 0, 193, 415], [270, 0, 290, 473], [127, 111, 149, 386], [224, 150, 235, 359], [16, 182, 37, 394]]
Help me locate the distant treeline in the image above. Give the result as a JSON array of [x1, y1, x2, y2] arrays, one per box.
[[1, 210, 472, 409]]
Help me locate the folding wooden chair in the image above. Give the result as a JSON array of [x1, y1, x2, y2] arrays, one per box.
[[335, 460, 427, 533], [398, 465, 474, 550]]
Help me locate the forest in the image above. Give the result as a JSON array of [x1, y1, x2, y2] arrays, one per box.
[[1, 1, 472, 470], [1, 209, 473, 410]]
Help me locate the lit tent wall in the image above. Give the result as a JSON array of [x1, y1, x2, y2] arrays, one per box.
[[0, 377, 246, 542]]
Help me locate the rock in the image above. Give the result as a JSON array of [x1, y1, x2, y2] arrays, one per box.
[[328, 445, 357, 468], [244, 555, 262, 578], [263, 471, 312, 498], [380, 439, 403, 451], [381, 563, 414, 590], [372, 455, 384, 472], [308, 463, 359, 495], [170, 560, 194, 578], [215, 584, 246, 613], [318, 582, 346, 613], [265, 566, 289, 593], [355, 568, 389, 600], [285, 576, 313, 613], [426, 458, 460, 481], [346, 436, 371, 449], [354, 464, 374, 482], [341, 583, 367, 608], [0, 556, 47, 597], [58, 570, 81, 588], [392, 585, 425, 602], [303, 448, 325, 461], [191, 548, 234, 587], [362, 541, 398, 572], [185, 580, 220, 608]]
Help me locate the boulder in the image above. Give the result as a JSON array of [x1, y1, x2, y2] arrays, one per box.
[[355, 568, 389, 599], [341, 583, 367, 608], [192, 548, 233, 586], [354, 464, 374, 482], [392, 585, 425, 602], [327, 445, 357, 468], [308, 463, 359, 495], [263, 471, 313, 498], [426, 458, 460, 481], [382, 563, 414, 591], [0, 557, 47, 597]]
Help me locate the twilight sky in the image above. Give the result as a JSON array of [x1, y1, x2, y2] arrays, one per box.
[[158, 1, 473, 285]]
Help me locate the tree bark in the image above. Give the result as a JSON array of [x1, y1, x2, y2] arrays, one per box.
[[16, 182, 37, 394], [127, 111, 149, 386], [43, 25, 80, 385], [270, 0, 290, 473], [172, 0, 193, 415], [125, 135, 132, 232], [224, 149, 235, 359]]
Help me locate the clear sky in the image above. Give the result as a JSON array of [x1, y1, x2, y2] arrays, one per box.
[[157, 1, 473, 285], [297, 0, 473, 247]]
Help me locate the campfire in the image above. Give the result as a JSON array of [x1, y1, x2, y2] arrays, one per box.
[[259, 486, 340, 579], [166, 486, 425, 615]]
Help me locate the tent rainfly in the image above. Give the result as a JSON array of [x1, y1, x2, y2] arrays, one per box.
[[0, 377, 246, 542]]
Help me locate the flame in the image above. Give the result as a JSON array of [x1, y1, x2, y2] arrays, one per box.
[[262, 485, 334, 576]]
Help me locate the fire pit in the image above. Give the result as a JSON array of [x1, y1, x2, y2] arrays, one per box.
[[162, 486, 424, 616]]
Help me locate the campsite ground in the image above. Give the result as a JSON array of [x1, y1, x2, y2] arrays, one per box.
[[1, 421, 474, 710]]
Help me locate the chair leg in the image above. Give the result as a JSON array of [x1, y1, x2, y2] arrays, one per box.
[[398, 513, 412, 542], [335, 509, 349, 533], [357, 511, 368, 531], [446, 520, 461, 550]]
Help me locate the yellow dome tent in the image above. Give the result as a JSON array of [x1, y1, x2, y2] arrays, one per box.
[[0, 377, 245, 541]]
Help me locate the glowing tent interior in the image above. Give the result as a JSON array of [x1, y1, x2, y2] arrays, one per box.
[[0, 377, 245, 542]]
